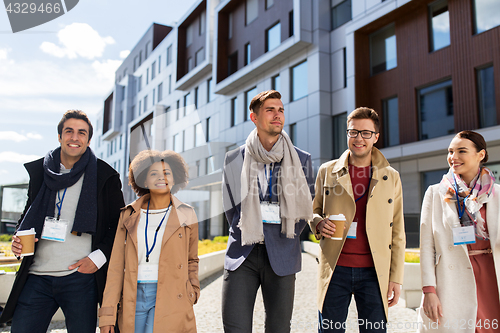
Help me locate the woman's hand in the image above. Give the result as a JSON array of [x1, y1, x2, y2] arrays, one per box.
[[100, 325, 115, 333], [423, 293, 443, 324]]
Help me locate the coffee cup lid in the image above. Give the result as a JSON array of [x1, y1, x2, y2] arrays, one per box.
[[328, 214, 346, 221], [16, 228, 36, 236]]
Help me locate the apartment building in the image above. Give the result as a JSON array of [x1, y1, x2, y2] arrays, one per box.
[[95, 0, 500, 245]]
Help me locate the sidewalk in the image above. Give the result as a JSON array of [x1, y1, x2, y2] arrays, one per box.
[[0, 253, 419, 333]]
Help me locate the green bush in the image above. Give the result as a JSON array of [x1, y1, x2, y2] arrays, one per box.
[[213, 236, 228, 243], [0, 234, 13, 242]]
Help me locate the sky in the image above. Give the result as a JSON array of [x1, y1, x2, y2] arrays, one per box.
[[0, 0, 198, 192]]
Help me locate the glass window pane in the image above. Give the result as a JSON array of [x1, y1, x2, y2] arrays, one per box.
[[174, 133, 182, 152], [245, 87, 258, 121], [272, 75, 280, 92], [370, 24, 397, 75], [332, 0, 352, 30], [231, 97, 238, 126], [195, 47, 205, 66], [333, 113, 347, 159], [266, 0, 274, 9], [419, 79, 454, 140], [267, 22, 281, 52], [477, 66, 497, 128], [186, 24, 193, 46], [383, 97, 399, 147], [289, 123, 297, 145], [245, 43, 251, 66], [246, 0, 258, 24], [291, 61, 308, 101], [195, 123, 204, 147], [474, 0, 500, 34], [430, 0, 450, 51], [421, 169, 448, 198]]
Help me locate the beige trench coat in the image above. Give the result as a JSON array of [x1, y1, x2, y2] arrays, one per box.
[[99, 194, 200, 333], [418, 183, 500, 332], [309, 148, 405, 318]]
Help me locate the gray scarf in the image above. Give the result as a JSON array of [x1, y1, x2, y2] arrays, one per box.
[[239, 129, 313, 245]]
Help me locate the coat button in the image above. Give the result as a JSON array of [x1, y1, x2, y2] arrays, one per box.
[[449, 265, 454, 270], [190, 292, 194, 298], [178, 293, 183, 299], [325, 190, 330, 195], [177, 264, 183, 269], [179, 233, 183, 238], [390, 222, 393, 227], [388, 198, 393, 203], [449, 246, 453, 251], [383, 175, 388, 180], [388, 244, 392, 249]]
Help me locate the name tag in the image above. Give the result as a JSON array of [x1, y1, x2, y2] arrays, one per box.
[[138, 264, 159, 283], [453, 226, 475, 245], [347, 221, 357, 239], [41, 217, 68, 242], [260, 202, 280, 224]]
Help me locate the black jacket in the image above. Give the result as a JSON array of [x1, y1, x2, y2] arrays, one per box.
[[0, 157, 124, 323]]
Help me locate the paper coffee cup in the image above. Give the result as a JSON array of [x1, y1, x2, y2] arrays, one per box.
[[16, 228, 36, 257], [328, 214, 346, 240]]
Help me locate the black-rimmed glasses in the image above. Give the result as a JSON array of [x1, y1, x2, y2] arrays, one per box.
[[346, 129, 378, 139]]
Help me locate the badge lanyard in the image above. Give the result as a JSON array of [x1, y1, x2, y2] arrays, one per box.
[[453, 176, 471, 221], [55, 188, 68, 220], [264, 163, 274, 203], [145, 200, 172, 263]]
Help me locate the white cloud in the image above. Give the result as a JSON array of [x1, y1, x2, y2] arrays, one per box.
[[0, 47, 10, 60], [92, 59, 122, 80], [120, 50, 130, 59], [0, 152, 41, 163], [40, 23, 115, 60], [0, 131, 43, 142]]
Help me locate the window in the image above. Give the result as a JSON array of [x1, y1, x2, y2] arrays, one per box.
[[187, 57, 193, 72], [421, 169, 447, 199], [271, 75, 280, 91], [228, 12, 233, 39], [266, 22, 281, 52], [331, 0, 352, 30], [169, 75, 172, 94], [245, 87, 258, 121], [333, 113, 347, 159], [195, 47, 205, 66], [477, 65, 497, 128], [176, 100, 180, 120], [291, 61, 308, 101], [244, 43, 251, 66], [289, 10, 294, 37], [139, 51, 142, 66], [207, 78, 216, 102], [383, 96, 399, 147], [289, 123, 297, 145], [120, 134, 123, 149], [151, 62, 156, 80], [158, 83, 163, 102], [370, 24, 397, 76], [228, 52, 238, 76], [139, 100, 142, 115], [134, 56, 138, 71], [121, 86, 125, 101], [199, 10, 206, 35], [146, 69, 149, 85], [184, 92, 191, 116], [123, 68, 127, 77], [195, 122, 204, 147], [246, 0, 258, 25], [194, 87, 199, 109], [266, 0, 274, 9], [138, 76, 142, 92], [187, 24, 193, 46], [152, 89, 156, 106], [473, 0, 500, 34], [206, 117, 212, 141], [231, 97, 238, 127], [158, 56, 161, 73], [206, 156, 215, 174], [145, 42, 150, 59], [144, 95, 148, 113], [173, 133, 182, 152], [343, 48, 347, 88], [429, 0, 450, 52], [167, 45, 173, 65], [418, 79, 454, 140]]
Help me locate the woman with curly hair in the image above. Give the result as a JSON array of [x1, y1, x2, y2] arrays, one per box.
[[99, 150, 199, 333]]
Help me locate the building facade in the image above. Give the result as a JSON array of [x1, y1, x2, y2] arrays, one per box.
[[95, 0, 500, 245]]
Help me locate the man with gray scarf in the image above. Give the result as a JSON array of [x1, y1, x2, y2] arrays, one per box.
[[221, 90, 315, 333]]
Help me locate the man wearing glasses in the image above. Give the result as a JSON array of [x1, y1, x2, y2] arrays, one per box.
[[309, 107, 405, 332]]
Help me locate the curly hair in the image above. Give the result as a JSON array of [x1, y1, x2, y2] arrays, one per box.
[[129, 150, 189, 196], [58, 110, 93, 140]]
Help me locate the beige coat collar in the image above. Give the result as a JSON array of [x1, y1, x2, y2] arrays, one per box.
[[120, 194, 190, 251]]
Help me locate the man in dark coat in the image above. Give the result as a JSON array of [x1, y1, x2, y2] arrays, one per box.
[[0, 110, 124, 333]]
